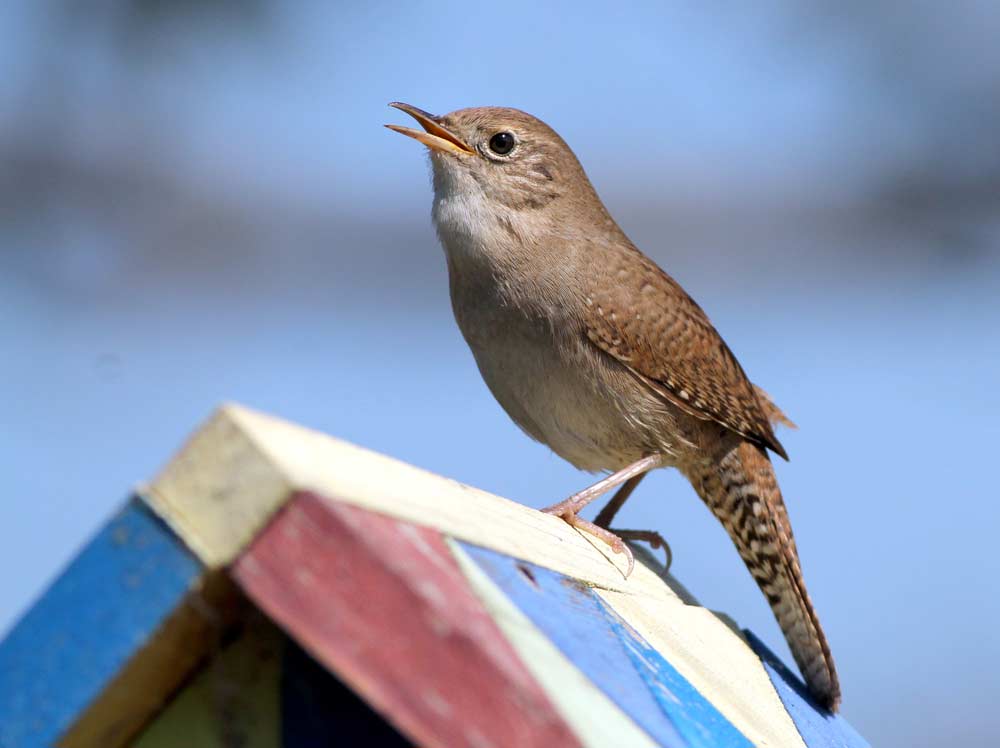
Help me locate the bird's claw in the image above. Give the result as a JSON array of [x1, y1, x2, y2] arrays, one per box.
[[610, 529, 673, 576]]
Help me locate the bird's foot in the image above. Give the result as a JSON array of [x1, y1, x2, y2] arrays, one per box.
[[541, 494, 591, 520], [606, 529, 672, 576], [542, 506, 635, 577], [540, 455, 666, 579]]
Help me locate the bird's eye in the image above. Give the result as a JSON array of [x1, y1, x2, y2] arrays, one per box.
[[488, 131, 515, 155]]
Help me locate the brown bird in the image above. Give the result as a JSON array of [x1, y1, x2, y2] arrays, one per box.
[[386, 102, 841, 711]]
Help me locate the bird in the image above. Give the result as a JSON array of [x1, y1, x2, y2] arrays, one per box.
[[386, 102, 841, 711]]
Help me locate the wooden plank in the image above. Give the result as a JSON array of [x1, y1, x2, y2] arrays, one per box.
[[0, 498, 216, 748], [459, 543, 688, 748], [143, 405, 293, 568], [144, 404, 680, 600], [596, 589, 806, 748], [132, 618, 415, 748], [745, 632, 870, 748], [595, 602, 752, 748], [59, 569, 242, 748], [142, 404, 868, 746], [230, 492, 580, 748], [447, 540, 659, 748], [132, 617, 282, 748]]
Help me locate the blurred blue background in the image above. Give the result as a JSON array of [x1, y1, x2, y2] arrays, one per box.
[[3, 2, 999, 745]]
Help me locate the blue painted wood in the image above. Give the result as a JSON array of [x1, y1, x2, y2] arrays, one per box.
[[0, 498, 202, 748], [461, 543, 688, 747], [596, 601, 752, 748], [744, 631, 869, 748]]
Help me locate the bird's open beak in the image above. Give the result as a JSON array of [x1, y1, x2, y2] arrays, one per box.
[[385, 102, 474, 156]]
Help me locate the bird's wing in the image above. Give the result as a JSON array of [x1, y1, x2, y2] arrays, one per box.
[[581, 246, 788, 459]]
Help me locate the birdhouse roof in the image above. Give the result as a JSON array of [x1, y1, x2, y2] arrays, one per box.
[[0, 405, 868, 748]]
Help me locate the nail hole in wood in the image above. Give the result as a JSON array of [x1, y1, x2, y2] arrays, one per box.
[[516, 563, 539, 588]]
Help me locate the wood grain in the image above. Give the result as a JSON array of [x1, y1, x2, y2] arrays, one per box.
[[745, 632, 870, 748], [596, 588, 807, 748], [231, 492, 579, 748], [144, 403, 682, 597], [0, 498, 233, 748], [447, 539, 659, 748]]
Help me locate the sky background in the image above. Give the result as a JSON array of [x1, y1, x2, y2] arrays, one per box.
[[3, 2, 1000, 746]]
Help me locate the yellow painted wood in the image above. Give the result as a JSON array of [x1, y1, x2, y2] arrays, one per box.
[[596, 589, 806, 748], [142, 406, 293, 569], [144, 404, 681, 600], [448, 540, 659, 748], [131, 618, 282, 748], [59, 573, 242, 748]]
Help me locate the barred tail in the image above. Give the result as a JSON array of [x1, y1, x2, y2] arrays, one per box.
[[686, 440, 841, 711]]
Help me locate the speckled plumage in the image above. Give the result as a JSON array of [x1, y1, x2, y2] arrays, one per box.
[[389, 103, 841, 710], [582, 246, 788, 460]]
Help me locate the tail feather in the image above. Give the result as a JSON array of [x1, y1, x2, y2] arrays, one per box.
[[686, 440, 841, 710], [753, 383, 797, 431]]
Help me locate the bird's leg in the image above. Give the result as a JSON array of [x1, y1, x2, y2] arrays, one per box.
[[593, 473, 646, 527], [542, 455, 663, 577], [543, 455, 663, 518], [592, 473, 673, 574]]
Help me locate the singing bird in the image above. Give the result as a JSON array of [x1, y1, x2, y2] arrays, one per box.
[[387, 102, 841, 711]]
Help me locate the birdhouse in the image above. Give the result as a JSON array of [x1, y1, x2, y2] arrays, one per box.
[[0, 405, 869, 747]]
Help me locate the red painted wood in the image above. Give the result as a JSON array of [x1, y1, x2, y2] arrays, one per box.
[[231, 492, 581, 748]]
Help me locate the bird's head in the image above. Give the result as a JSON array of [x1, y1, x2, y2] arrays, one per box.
[[386, 102, 597, 217]]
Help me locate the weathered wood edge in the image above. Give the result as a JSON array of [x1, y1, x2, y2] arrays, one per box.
[[142, 403, 680, 599]]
